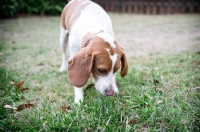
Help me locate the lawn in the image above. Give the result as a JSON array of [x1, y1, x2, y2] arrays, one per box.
[[0, 14, 200, 131]]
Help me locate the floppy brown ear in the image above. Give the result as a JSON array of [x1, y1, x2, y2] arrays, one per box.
[[68, 48, 93, 87], [120, 47, 128, 77]]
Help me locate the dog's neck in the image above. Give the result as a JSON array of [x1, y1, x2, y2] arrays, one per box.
[[81, 30, 104, 48]]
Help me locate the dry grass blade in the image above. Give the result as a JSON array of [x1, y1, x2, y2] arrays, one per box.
[[17, 103, 35, 112], [4, 104, 17, 110]]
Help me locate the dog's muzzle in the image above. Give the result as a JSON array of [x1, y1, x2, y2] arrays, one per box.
[[105, 89, 114, 96]]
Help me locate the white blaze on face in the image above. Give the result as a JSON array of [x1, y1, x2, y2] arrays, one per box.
[[97, 33, 116, 48], [94, 49, 119, 95]]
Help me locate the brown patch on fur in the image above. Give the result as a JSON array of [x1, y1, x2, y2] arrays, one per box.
[[92, 53, 112, 79], [89, 37, 128, 78], [68, 35, 128, 86], [61, 0, 91, 34]]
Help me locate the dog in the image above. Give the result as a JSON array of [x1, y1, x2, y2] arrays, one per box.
[[59, 0, 128, 103]]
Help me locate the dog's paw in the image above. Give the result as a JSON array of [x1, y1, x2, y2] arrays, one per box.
[[74, 97, 83, 105], [59, 66, 67, 72]]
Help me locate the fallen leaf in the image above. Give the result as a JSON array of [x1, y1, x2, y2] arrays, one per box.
[[38, 88, 42, 91], [128, 119, 138, 124], [4, 104, 12, 109], [21, 87, 29, 92], [16, 80, 24, 89], [155, 100, 163, 105], [153, 80, 160, 85], [10, 80, 16, 85], [66, 106, 71, 110], [37, 62, 45, 66], [62, 104, 67, 113], [4, 104, 17, 110], [62, 104, 71, 113], [17, 103, 35, 112]]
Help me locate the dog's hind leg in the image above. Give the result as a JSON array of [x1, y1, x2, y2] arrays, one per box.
[[59, 26, 68, 72]]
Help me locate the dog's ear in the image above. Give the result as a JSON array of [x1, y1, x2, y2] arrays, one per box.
[[68, 48, 93, 87], [120, 46, 128, 77]]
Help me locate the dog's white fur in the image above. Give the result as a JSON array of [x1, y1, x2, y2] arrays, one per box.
[[59, 0, 128, 103]]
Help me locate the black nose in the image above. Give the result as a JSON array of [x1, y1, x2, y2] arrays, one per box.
[[105, 89, 114, 96]]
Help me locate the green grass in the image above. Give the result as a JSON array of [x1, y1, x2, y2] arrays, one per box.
[[0, 14, 200, 131]]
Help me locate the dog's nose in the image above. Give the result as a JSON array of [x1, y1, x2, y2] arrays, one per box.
[[105, 89, 114, 96]]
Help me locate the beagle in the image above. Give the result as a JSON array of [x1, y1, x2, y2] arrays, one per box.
[[59, 0, 128, 103]]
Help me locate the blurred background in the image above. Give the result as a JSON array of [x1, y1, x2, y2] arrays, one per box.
[[1, 0, 200, 18], [94, 0, 200, 14]]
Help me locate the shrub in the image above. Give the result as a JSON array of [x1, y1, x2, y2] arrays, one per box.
[[0, 0, 20, 17], [0, 0, 67, 18]]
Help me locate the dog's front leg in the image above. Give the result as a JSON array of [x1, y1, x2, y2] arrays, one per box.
[[74, 87, 84, 104]]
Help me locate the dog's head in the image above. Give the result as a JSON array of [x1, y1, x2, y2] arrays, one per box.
[[68, 33, 128, 96]]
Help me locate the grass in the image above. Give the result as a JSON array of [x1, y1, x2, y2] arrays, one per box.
[[0, 14, 200, 131]]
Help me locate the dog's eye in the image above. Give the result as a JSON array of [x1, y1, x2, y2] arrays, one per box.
[[98, 68, 107, 74]]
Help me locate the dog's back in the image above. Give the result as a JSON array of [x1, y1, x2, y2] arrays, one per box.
[[61, 0, 114, 37]]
